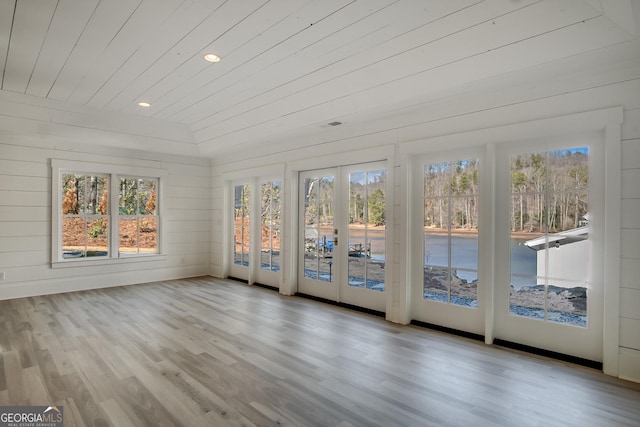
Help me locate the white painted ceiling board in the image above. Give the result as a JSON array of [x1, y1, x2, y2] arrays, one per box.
[[0, 0, 638, 158], [67, 0, 184, 105], [188, 0, 540, 133], [25, 0, 99, 98], [124, 0, 354, 119], [193, 0, 602, 145], [103, 0, 271, 111], [126, 0, 318, 119], [244, 42, 640, 164], [0, 0, 16, 86], [196, 13, 633, 155], [368, 41, 640, 137], [149, 0, 390, 121], [46, 0, 143, 101], [599, 0, 636, 36], [82, 0, 228, 108], [2, 0, 57, 93], [175, 0, 482, 126]]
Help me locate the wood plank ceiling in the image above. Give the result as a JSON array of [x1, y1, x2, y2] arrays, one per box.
[[0, 0, 638, 157]]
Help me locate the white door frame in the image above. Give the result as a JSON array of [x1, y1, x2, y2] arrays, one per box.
[[399, 106, 623, 375], [227, 179, 252, 282], [408, 148, 486, 335], [338, 162, 389, 313], [493, 131, 605, 363], [283, 146, 396, 315], [223, 165, 285, 288], [253, 178, 284, 289], [297, 167, 341, 301]]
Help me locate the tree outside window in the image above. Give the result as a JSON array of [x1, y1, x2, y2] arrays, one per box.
[[509, 148, 590, 327], [260, 180, 281, 271], [423, 160, 479, 307], [61, 173, 109, 258], [119, 177, 159, 255], [234, 184, 250, 266]]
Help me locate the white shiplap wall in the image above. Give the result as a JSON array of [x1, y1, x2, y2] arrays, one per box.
[[0, 98, 211, 299], [210, 168, 225, 279], [620, 128, 640, 382], [209, 43, 640, 381]]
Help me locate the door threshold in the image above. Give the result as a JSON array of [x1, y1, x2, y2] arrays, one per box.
[[227, 276, 248, 284], [252, 282, 279, 292], [295, 293, 385, 318], [493, 338, 602, 370], [410, 319, 485, 342]]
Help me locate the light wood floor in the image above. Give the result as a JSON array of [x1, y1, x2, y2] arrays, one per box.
[[1, 277, 639, 427]]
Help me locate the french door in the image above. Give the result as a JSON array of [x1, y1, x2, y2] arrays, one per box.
[[410, 151, 485, 335], [410, 137, 604, 362], [229, 179, 283, 289], [254, 179, 282, 287], [493, 137, 604, 362], [229, 182, 251, 281], [298, 163, 388, 313]]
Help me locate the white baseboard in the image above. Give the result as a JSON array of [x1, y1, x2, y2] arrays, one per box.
[[0, 266, 209, 300]]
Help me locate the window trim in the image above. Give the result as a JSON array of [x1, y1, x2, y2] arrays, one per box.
[[51, 159, 168, 268]]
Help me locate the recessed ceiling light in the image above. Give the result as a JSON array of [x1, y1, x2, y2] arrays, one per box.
[[204, 53, 221, 63], [137, 101, 151, 107]]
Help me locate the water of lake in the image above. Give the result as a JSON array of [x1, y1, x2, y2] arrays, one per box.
[[424, 235, 537, 289], [340, 234, 539, 290]]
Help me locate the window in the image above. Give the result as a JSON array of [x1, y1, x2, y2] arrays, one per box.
[[348, 169, 386, 291], [509, 147, 590, 327], [61, 173, 110, 258], [118, 177, 159, 255], [423, 159, 479, 307], [234, 184, 250, 266], [303, 175, 335, 282], [260, 180, 281, 271], [52, 160, 165, 265]]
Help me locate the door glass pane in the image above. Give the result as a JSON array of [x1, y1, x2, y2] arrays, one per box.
[[303, 176, 334, 282], [260, 180, 281, 271], [367, 170, 386, 291], [424, 160, 479, 307], [509, 148, 589, 327], [424, 199, 450, 302], [547, 279, 587, 327], [234, 184, 250, 266], [348, 170, 386, 292]]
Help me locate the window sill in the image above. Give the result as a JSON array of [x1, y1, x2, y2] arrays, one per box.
[[51, 254, 167, 269]]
